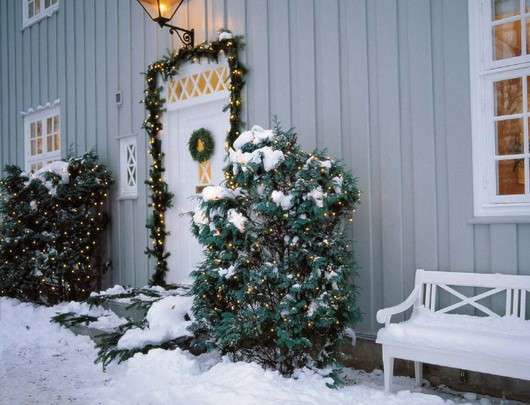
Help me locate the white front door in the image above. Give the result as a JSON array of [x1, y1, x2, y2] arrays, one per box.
[[162, 96, 229, 284]]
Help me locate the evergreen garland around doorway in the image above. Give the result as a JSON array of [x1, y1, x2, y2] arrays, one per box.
[[142, 33, 247, 286]]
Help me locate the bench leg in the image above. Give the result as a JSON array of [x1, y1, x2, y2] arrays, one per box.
[[414, 361, 423, 387], [383, 353, 394, 393]]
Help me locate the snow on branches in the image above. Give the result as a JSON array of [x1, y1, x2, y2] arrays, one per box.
[[0, 152, 112, 304], [191, 124, 360, 375]]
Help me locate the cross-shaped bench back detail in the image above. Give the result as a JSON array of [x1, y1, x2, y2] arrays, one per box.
[[415, 269, 530, 319]]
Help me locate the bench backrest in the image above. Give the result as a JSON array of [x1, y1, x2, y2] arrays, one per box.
[[413, 269, 530, 319]]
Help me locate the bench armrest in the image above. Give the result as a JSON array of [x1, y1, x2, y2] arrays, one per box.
[[376, 286, 421, 327]]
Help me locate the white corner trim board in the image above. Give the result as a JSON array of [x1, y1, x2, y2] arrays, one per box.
[[376, 269, 530, 393]]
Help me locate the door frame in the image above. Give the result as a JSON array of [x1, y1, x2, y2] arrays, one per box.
[[141, 35, 247, 285]]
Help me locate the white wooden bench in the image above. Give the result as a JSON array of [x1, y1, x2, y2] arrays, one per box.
[[376, 269, 530, 393]]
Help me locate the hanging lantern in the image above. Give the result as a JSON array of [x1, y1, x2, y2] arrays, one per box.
[[137, 0, 194, 48]]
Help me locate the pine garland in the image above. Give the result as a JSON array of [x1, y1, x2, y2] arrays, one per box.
[[142, 35, 247, 286]]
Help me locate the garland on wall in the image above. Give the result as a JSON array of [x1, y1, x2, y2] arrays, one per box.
[[142, 34, 247, 286]]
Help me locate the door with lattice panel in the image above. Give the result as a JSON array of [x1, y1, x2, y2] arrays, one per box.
[[161, 60, 230, 284]]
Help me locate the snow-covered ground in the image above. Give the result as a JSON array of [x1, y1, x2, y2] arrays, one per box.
[[0, 298, 518, 405]]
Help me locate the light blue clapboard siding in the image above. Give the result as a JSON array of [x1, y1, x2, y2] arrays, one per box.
[[1, 0, 530, 336]]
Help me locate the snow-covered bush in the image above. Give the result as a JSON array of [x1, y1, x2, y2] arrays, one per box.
[[0, 152, 112, 304], [191, 124, 360, 374]]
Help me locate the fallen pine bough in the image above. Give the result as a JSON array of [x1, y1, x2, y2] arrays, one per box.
[[51, 284, 202, 368]]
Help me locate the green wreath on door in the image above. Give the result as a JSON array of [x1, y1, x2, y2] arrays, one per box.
[[188, 128, 215, 163]]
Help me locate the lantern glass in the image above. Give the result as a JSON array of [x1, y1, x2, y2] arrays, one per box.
[[137, 0, 183, 23]]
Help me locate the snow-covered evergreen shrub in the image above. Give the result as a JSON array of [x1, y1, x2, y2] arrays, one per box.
[[0, 152, 112, 304], [191, 125, 360, 374]]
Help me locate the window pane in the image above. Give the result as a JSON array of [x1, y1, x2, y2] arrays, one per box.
[[527, 0, 530, 12], [54, 133, 60, 151], [31, 140, 36, 156], [53, 115, 59, 131], [526, 76, 530, 109], [493, 21, 522, 60], [495, 78, 522, 116], [47, 135, 53, 152], [35, 0, 40, 13], [28, 0, 34, 18], [36, 121, 42, 137], [47, 117, 52, 134], [30, 162, 43, 173], [496, 119, 524, 154], [526, 19, 530, 55], [497, 159, 525, 194], [493, 0, 520, 20], [36, 138, 43, 154]]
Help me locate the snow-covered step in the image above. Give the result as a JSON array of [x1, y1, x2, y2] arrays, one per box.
[[90, 284, 192, 323], [100, 300, 148, 323], [66, 323, 114, 345]]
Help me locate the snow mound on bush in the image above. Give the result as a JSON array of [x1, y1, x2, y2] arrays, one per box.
[[202, 186, 234, 201], [257, 146, 284, 171], [33, 161, 70, 184], [233, 125, 275, 150], [271, 190, 293, 210], [193, 207, 209, 225], [229, 126, 283, 172], [227, 209, 247, 232], [117, 295, 193, 350]]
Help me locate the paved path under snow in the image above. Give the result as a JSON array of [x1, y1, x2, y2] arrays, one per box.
[[0, 299, 110, 404]]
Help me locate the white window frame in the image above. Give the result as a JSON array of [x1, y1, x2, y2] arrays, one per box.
[[469, 0, 530, 216], [119, 136, 138, 199], [24, 105, 61, 173], [22, 0, 59, 29]]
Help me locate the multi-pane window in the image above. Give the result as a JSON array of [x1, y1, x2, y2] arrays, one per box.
[[23, 0, 58, 28], [27, 0, 39, 19], [119, 137, 138, 198], [470, 0, 530, 216], [493, 75, 530, 196], [25, 107, 61, 173]]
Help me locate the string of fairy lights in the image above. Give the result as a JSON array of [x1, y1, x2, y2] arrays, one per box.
[[142, 35, 247, 286], [0, 154, 112, 303]]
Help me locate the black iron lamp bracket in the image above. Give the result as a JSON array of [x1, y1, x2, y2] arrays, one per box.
[[162, 22, 194, 48]]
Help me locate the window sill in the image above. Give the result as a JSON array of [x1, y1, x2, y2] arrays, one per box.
[[468, 216, 530, 224], [117, 194, 138, 201], [22, 5, 59, 30]]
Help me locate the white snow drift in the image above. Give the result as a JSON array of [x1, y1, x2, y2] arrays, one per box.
[[0, 297, 512, 405]]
